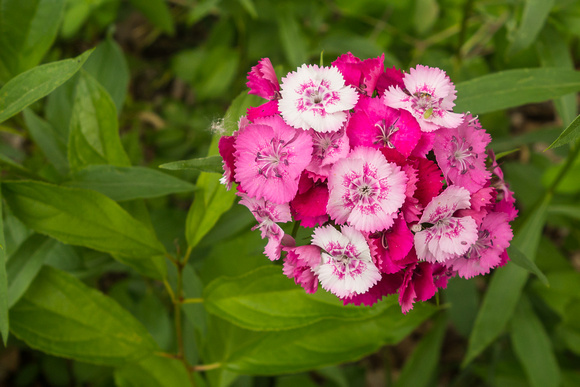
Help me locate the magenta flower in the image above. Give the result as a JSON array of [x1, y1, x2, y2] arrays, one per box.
[[283, 245, 322, 294], [246, 58, 280, 100], [449, 212, 513, 278], [312, 225, 381, 298], [433, 114, 491, 193], [347, 96, 422, 158], [278, 64, 359, 132], [218, 135, 236, 190], [399, 260, 438, 314], [383, 65, 463, 132], [488, 150, 518, 221], [238, 193, 293, 261], [414, 186, 478, 263], [234, 115, 313, 204], [290, 177, 329, 228], [370, 217, 415, 274], [331, 52, 384, 96], [327, 147, 408, 233], [342, 273, 403, 306]]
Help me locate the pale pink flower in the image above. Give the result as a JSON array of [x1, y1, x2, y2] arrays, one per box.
[[234, 115, 313, 204], [305, 127, 350, 179], [278, 64, 359, 132], [433, 114, 491, 193], [312, 225, 381, 298], [327, 147, 408, 233], [383, 65, 463, 132], [414, 186, 478, 263], [283, 245, 322, 294]]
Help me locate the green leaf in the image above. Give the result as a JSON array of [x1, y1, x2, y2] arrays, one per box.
[[223, 92, 262, 135], [68, 70, 131, 171], [444, 277, 478, 337], [114, 354, 192, 387], [223, 298, 436, 374], [128, 0, 175, 35], [64, 165, 196, 201], [277, 10, 308, 68], [454, 68, 580, 115], [3, 181, 166, 279], [463, 194, 550, 367], [510, 295, 561, 387], [0, 0, 65, 80], [159, 156, 223, 174], [507, 0, 555, 57], [507, 245, 549, 287], [0, 50, 93, 124], [23, 109, 68, 175], [393, 314, 447, 387], [0, 185, 9, 345], [6, 234, 54, 308], [10, 266, 158, 365], [413, 0, 439, 35], [546, 114, 580, 150], [83, 37, 130, 113], [204, 266, 394, 331], [548, 204, 580, 221]]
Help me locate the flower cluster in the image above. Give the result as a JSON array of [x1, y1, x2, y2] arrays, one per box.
[[219, 54, 517, 313]]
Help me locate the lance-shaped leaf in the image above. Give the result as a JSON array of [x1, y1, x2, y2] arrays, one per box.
[[546, 114, 580, 150], [454, 68, 580, 115], [0, 185, 9, 345], [506, 0, 555, 57], [68, 70, 131, 171], [0, 0, 65, 80], [23, 109, 69, 175], [0, 50, 92, 124], [3, 181, 166, 279], [204, 266, 392, 331], [10, 266, 158, 365], [507, 245, 549, 287], [159, 156, 223, 174], [114, 354, 192, 387], [65, 165, 196, 201]]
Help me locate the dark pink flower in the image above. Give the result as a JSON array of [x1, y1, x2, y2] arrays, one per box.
[[370, 217, 415, 274], [342, 272, 404, 306], [290, 179, 329, 228], [376, 66, 405, 97], [283, 245, 322, 293], [247, 100, 280, 121], [218, 135, 236, 190], [234, 115, 313, 204], [399, 260, 437, 314], [246, 58, 280, 100], [433, 115, 491, 193], [331, 52, 384, 96]]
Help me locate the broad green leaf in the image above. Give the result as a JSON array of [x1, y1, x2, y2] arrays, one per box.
[[3, 181, 166, 279], [454, 68, 580, 115], [463, 194, 550, 366], [0, 0, 65, 80], [0, 50, 92, 124], [548, 204, 580, 221], [223, 298, 436, 374], [45, 74, 78, 139], [537, 26, 577, 127], [542, 160, 580, 194], [64, 165, 196, 201], [10, 266, 158, 365], [114, 354, 192, 387], [6, 234, 54, 308], [204, 266, 393, 331], [507, 245, 549, 286], [546, 114, 580, 150], [68, 70, 131, 171], [510, 295, 561, 387], [159, 156, 223, 174], [83, 37, 130, 112], [444, 276, 478, 337], [128, 0, 175, 35], [23, 109, 68, 175], [277, 10, 308, 68], [0, 185, 9, 345], [394, 314, 447, 387], [507, 0, 555, 56]]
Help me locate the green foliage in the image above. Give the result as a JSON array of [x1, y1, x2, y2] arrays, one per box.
[[0, 185, 8, 345]]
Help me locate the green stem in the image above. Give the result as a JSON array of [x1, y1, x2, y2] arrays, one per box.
[[183, 298, 203, 304], [456, 0, 475, 62], [547, 140, 580, 195], [291, 221, 301, 239]]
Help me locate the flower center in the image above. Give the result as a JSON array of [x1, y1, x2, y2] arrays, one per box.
[[313, 131, 342, 159], [255, 135, 297, 179], [448, 135, 476, 174], [373, 118, 399, 148], [463, 229, 491, 260]]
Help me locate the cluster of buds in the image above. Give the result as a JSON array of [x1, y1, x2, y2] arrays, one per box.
[[219, 53, 517, 312]]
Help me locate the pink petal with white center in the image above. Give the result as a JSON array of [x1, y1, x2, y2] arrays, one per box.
[[327, 147, 408, 233], [279, 64, 359, 132], [265, 234, 295, 261], [312, 225, 380, 298], [234, 115, 313, 204], [420, 185, 472, 224]]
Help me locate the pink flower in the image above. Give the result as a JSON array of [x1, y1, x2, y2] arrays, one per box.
[[218, 135, 236, 190], [383, 65, 463, 132], [433, 114, 491, 193], [278, 64, 359, 132], [290, 176, 329, 228], [488, 150, 518, 221], [342, 272, 403, 306], [305, 127, 350, 179], [234, 115, 313, 204], [370, 217, 415, 274], [247, 100, 280, 121], [246, 58, 280, 100], [283, 245, 321, 293], [414, 186, 478, 263], [399, 260, 438, 314], [331, 52, 384, 96], [347, 96, 422, 158], [312, 225, 381, 298], [238, 193, 293, 260], [376, 66, 405, 97], [327, 147, 408, 233], [449, 212, 513, 278]]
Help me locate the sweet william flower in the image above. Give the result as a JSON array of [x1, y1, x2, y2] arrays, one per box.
[[327, 146, 408, 233], [312, 225, 381, 298], [383, 65, 463, 132], [331, 52, 384, 96], [246, 58, 280, 100], [234, 115, 313, 204], [278, 64, 359, 132], [283, 245, 322, 294]]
